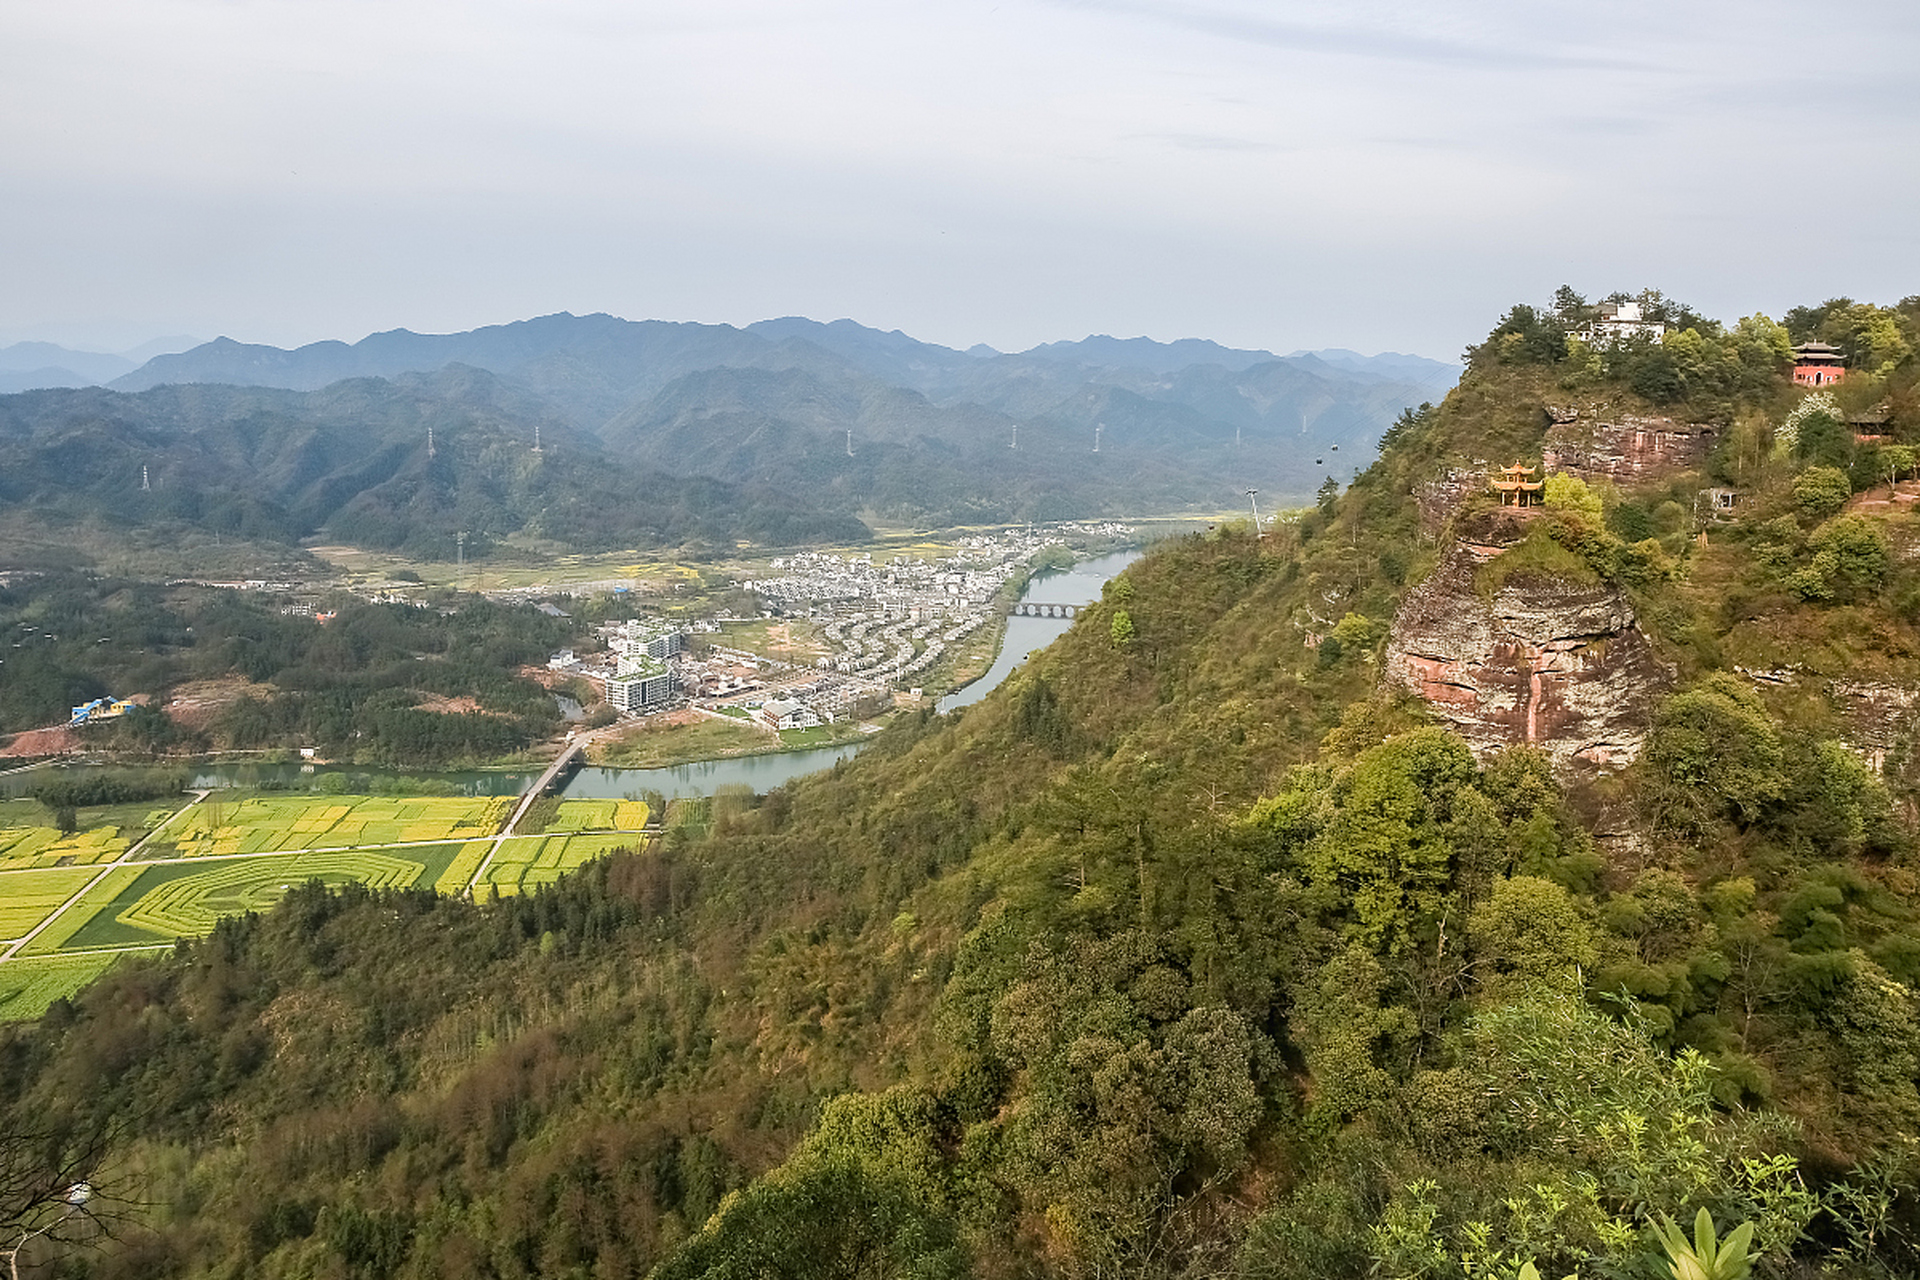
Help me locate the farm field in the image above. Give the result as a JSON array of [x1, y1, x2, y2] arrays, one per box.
[[0, 867, 101, 940], [156, 795, 511, 857], [0, 790, 650, 1017], [0, 952, 125, 1021], [477, 833, 643, 897]]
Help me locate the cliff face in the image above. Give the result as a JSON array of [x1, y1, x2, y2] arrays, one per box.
[[1385, 512, 1670, 769], [1541, 406, 1715, 485]]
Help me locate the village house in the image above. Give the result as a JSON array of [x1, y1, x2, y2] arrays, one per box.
[[758, 698, 824, 731]]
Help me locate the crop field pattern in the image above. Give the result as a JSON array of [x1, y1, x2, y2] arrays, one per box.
[[162, 796, 510, 857], [0, 823, 133, 872], [481, 834, 640, 897], [0, 791, 648, 1017], [119, 851, 423, 936]]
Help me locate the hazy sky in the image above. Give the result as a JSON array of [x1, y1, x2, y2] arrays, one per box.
[[5, 0, 1916, 358]]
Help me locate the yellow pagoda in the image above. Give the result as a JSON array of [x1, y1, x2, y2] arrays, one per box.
[[1491, 462, 1544, 507]]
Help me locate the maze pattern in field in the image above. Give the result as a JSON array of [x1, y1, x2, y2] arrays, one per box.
[[481, 833, 637, 896], [17, 866, 148, 956], [0, 868, 100, 939], [0, 953, 123, 1021], [0, 825, 132, 873], [168, 796, 508, 857], [118, 851, 426, 937]]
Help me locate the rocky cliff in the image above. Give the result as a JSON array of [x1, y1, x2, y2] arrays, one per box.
[[1541, 405, 1716, 485], [1385, 510, 1670, 768]]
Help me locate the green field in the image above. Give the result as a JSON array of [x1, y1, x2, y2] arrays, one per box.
[[159, 795, 509, 858], [479, 833, 642, 897], [17, 866, 149, 955], [0, 821, 135, 872], [547, 799, 650, 832], [0, 952, 128, 1020], [0, 790, 646, 1017], [0, 867, 99, 939]]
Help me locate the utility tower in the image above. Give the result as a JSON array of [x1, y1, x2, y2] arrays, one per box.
[[427, 426, 436, 459], [1246, 488, 1262, 535], [456, 531, 466, 567], [141, 465, 150, 492], [1093, 423, 1103, 453], [1010, 423, 1018, 450], [532, 424, 542, 453], [846, 429, 854, 457]]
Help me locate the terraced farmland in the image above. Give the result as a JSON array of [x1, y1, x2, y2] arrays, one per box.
[[0, 789, 650, 1017]]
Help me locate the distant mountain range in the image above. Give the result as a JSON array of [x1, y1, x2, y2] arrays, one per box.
[[0, 313, 1457, 559], [0, 337, 202, 394]]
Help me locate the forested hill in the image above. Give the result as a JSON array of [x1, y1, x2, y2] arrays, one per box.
[[92, 311, 1454, 521], [11, 290, 1920, 1278], [0, 366, 868, 564]]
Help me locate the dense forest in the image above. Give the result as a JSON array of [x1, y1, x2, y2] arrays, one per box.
[[6, 290, 1920, 1278], [0, 368, 870, 566], [0, 577, 574, 764]]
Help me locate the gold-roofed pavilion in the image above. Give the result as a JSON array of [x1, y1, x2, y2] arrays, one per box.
[[1490, 462, 1544, 506]]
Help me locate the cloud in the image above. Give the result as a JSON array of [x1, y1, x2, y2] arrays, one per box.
[[1051, 0, 1654, 72]]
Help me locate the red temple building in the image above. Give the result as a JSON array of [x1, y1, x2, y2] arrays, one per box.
[[1793, 341, 1847, 387]]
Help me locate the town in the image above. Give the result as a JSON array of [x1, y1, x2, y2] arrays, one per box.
[[546, 523, 1129, 732]]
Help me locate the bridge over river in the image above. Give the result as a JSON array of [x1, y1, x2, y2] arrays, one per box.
[[461, 740, 585, 896], [1008, 601, 1081, 619]]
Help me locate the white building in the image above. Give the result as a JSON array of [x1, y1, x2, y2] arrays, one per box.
[[606, 655, 673, 713], [1581, 300, 1666, 346], [611, 619, 684, 662], [758, 698, 823, 730]]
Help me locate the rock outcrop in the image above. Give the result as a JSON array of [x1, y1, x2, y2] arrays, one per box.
[[1385, 511, 1670, 769], [1542, 407, 1716, 485], [1830, 680, 1920, 776]]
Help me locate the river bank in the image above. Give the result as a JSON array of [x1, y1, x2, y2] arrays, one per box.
[[0, 547, 1145, 802]]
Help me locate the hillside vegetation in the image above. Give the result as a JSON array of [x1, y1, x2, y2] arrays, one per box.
[[7, 291, 1920, 1278]]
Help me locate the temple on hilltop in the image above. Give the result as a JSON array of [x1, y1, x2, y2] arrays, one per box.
[[1581, 300, 1667, 346], [1491, 462, 1544, 507], [1793, 341, 1847, 387]]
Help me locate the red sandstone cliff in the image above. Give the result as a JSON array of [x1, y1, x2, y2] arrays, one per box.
[[1384, 511, 1670, 769]]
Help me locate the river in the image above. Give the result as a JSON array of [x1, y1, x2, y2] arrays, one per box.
[[3, 547, 1144, 801], [937, 548, 1141, 713]]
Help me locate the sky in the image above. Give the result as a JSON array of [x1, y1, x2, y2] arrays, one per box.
[[4, 0, 1917, 360]]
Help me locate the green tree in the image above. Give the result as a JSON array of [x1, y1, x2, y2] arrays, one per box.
[[1792, 465, 1853, 520], [648, 1156, 966, 1280], [1644, 678, 1785, 829], [1110, 608, 1136, 648], [1469, 875, 1597, 988], [1788, 515, 1889, 603], [1543, 473, 1603, 518], [1303, 728, 1477, 952]]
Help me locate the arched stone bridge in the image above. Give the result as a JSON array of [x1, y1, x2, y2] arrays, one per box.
[[1010, 601, 1080, 618]]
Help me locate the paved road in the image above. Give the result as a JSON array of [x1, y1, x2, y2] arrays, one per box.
[[0, 791, 209, 962]]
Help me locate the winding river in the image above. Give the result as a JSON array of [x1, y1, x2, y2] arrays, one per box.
[[4, 548, 1143, 801]]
